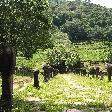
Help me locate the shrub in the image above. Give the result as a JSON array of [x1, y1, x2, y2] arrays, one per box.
[[46, 44, 80, 67]]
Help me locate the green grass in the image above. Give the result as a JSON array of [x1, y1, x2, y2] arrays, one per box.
[[75, 41, 110, 61], [12, 73, 112, 112]]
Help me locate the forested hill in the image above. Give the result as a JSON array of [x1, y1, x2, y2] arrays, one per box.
[[51, 0, 112, 42]]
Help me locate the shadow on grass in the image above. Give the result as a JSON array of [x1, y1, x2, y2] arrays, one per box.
[[12, 97, 112, 112]]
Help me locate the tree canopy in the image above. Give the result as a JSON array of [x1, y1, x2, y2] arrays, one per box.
[[0, 0, 52, 57], [51, 0, 112, 42]]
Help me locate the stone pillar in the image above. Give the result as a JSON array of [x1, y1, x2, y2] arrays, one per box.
[[33, 69, 39, 88]]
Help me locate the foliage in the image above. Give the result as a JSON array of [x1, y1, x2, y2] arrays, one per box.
[[106, 51, 112, 63], [61, 19, 87, 42], [49, 0, 112, 61], [105, 41, 112, 62], [0, 0, 52, 58], [74, 41, 109, 61], [16, 40, 112, 69], [46, 44, 80, 66], [51, 0, 112, 42], [51, 28, 71, 46], [16, 50, 48, 70]]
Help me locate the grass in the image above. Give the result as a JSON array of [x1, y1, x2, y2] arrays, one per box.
[[10, 73, 112, 112], [75, 41, 110, 61]]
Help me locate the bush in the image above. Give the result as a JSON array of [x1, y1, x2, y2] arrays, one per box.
[[46, 44, 80, 68]]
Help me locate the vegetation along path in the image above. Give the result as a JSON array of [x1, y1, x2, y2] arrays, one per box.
[[12, 74, 112, 112]]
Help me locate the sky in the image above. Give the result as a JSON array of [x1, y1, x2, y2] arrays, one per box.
[[91, 0, 112, 8], [67, 0, 112, 8]]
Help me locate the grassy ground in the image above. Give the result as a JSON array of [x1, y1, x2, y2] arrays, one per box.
[[10, 73, 112, 112], [75, 41, 110, 61]]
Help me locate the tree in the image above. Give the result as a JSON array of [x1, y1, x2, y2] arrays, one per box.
[[61, 19, 87, 42], [0, 1, 51, 110], [51, 0, 112, 42], [0, 0, 52, 58]]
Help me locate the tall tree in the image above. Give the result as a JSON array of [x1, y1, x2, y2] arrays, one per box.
[[0, 1, 52, 110], [0, 0, 52, 58]]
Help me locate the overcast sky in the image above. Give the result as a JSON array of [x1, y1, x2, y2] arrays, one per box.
[[91, 0, 112, 8], [67, 0, 112, 8]]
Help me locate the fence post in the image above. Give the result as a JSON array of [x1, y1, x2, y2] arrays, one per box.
[[33, 69, 39, 88]]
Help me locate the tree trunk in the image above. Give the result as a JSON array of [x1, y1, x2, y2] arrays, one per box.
[[0, 47, 16, 111]]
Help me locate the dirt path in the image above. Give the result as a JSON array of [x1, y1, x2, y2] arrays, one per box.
[[60, 74, 92, 105], [61, 74, 90, 91], [13, 76, 33, 91], [61, 74, 111, 112]]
